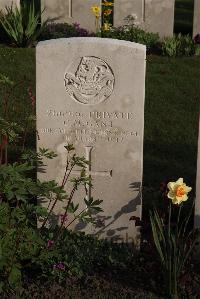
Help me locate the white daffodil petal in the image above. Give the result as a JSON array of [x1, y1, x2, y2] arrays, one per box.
[[167, 191, 175, 199], [167, 182, 176, 191], [176, 178, 183, 185], [185, 186, 192, 193]]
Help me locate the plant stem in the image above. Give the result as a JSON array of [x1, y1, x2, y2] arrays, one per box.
[[66, 208, 87, 229], [168, 202, 172, 296], [54, 185, 77, 243], [41, 163, 73, 229]]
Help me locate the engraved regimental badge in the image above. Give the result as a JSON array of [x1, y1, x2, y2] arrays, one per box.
[[64, 56, 115, 105]]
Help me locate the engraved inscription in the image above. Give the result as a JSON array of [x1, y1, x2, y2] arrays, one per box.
[[64, 56, 115, 105], [39, 109, 138, 145]]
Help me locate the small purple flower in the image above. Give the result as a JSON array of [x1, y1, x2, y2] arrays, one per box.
[[47, 240, 54, 249], [73, 22, 80, 28], [194, 33, 200, 44], [53, 262, 65, 271], [60, 213, 68, 225]]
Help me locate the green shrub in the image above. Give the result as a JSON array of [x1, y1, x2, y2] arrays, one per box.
[[162, 34, 196, 57], [0, 74, 103, 293], [36, 229, 135, 280], [161, 36, 179, 57], [0, 2, 45, 47], [99, 24, 160, 53], [39, 22, 93, 41], [195, 44, 200, 56]]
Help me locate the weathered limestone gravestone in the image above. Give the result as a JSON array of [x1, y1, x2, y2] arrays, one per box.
[[0, 0, 20, 12], [195, 119, 200, 228], [114, 0, 145, 28], [37, 37, 146, 243], [114, 0, 175, 38], [41, 0, 101, 32], [193, 0, 200, 37]]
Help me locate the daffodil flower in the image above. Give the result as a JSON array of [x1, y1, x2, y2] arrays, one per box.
[[167, 178, 192, 205], [103, 1, 114, 7], [91, 5, 101, 18], [103, 22, 111, 31], [104, 9, 112, 16]]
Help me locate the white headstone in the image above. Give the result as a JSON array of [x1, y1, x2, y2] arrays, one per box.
[[0, 0, 20, 12], [114, 0, 145, 27], [37, 37, 146, 243], [41, 0, 101, 32], [195, 119, 200, 227], [193, 0, 200, 37], [114, 0, 175, 38]]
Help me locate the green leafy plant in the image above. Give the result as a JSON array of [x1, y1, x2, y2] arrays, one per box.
[[0, 156, 54, 291], [99, 24, 160, 53], [0, 2, 45, 47], [162, 34, 196, 57], [162, 36, 179, 57], [0, 75, 103, 293], [39, 22, 92, 41], [0, 144, 103, 292], [0, 73, 35, 165], [150, 178, 198, 297], [195, 44, 200, 56], [180, 34, 196, 56]]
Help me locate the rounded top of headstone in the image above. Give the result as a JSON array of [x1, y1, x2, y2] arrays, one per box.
[[37, 37, 146, 53]]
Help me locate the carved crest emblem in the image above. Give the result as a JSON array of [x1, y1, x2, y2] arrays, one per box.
[[64, 56, 115, 105]]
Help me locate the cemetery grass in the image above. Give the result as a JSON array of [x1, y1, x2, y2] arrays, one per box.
[[0, 48, 200, 297]]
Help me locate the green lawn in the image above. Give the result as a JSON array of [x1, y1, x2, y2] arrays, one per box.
[[0, 48, 199, 196]]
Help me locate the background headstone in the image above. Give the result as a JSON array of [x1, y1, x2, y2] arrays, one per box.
[[114, 0, 144, 27], [114, 0, 175, 38], [41, 0, 101, 32], [37, 37, 146, 243], [195, 119, 200, 228], [193, 0, 200, 37], [0, 0, 20, 12]]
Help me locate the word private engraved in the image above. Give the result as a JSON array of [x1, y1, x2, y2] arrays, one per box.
[[64, 56, 115, 105]]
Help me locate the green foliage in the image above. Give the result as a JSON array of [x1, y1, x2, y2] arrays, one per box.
[[35, 229, 135, 280], [162, 34, 196, 57], [195, 44, 200, 56], [0, 73, 14, 86], [0, 117, 22, 143], [0, 145, 103, 292], [150, 200, 198, 296], [100, 24, 160, 53], [39, 22, 92, 41], [161, 36, 178, 57], [0, 2, 45, 47], [0, 77, 103, 292]]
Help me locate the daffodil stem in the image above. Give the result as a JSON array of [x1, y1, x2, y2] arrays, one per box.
[[168, 202, 172, 295]]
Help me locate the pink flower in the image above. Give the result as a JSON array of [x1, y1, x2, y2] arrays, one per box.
[[28, 86, 36, 107], [60, 213, 68, 225], [47, 240, 54, 249], [53, 262, 65, 271]]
